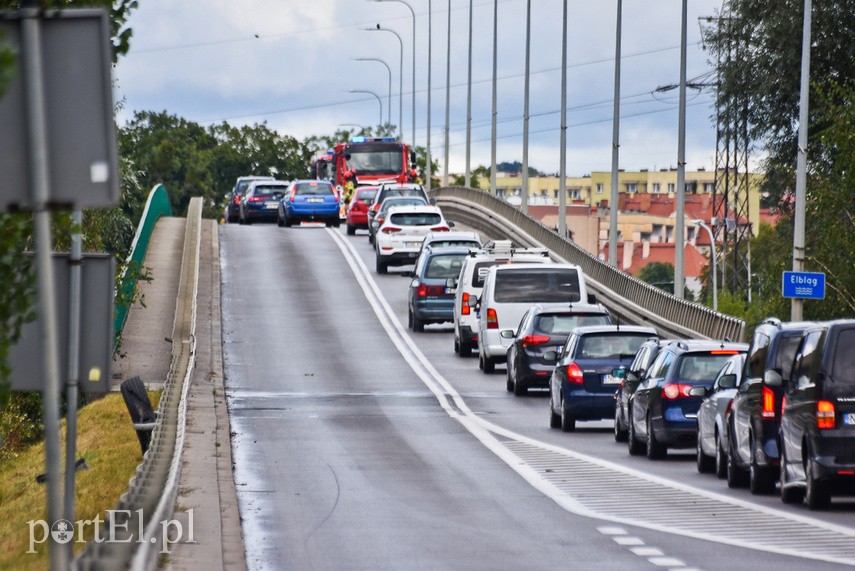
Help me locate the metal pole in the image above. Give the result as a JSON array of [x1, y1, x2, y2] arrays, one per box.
[[558, 0, 568, 237], [490, 0, 498, 196], [695, 220, 717, 311], [65, 210, 82, 561], [608, 0, 623, 267], [426, 0, 432, 192], [674, 0, 687, 298], [791, 0, 812, 321], [21, 5, 66, 568], [442, 0, 451, 187], [521, 0, 531, 215], [354, 58, 392, 126], [465, 0, 473, 188], [349, 89, 383, 126], [368, 0, 414, 142]]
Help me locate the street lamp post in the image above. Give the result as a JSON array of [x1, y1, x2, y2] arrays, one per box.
[[693, 219, 718, 311], [442, 0, 451, 187], [368, 0, 414, 142], [363, 25, 404, 138], [354, 57, 392, 126], [349, 89, 383, 127]]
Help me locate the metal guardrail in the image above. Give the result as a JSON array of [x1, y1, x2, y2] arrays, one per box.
[[74, 197, 202, 570], [432, 186, 745, 342], [113, 184, 173, 349]]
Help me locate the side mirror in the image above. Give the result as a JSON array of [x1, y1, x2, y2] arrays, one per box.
[[718, 373, 737, 389], [499, 329, 515, 339], [688, 386, 708, 397], [448, 220, 456, 228], [763, 369, 783, 387], [587, 293, 597, 304], [467, 295, 478, 307], [625, 371, 640, 383], [543, 350, 558, 362], [429, 198, 437, 205], [405, 272, 416, 279]]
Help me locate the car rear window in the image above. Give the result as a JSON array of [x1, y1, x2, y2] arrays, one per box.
[[356, 189, 377, 201], [381, 198, 426, 212], [774, 334, 803, 382], [535, 313, 611, 335], [294, 182, 334, 195], [383, 188, 425, 200], [493, 268, 581, 303], [577, 333, 652, 359], [677, 353, 738, 383], [425, 253, 466, 279], [252, 185, 287, 197], [470, 261, 503, 288], [389, 212, 441, 226], [426, 240, 480, 250], [830, 327, 855, 390]]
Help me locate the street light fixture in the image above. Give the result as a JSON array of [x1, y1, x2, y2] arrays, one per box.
[[353, 57, 392, 125], [366, 1, 413, 141], [349, 89, 383, 127], [693, 219, 718, 311]]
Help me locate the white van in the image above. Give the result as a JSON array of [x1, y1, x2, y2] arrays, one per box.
[[476, 262, 593, 373], [452, 241, 550, 357]]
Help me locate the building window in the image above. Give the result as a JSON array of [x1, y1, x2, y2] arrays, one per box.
[[652, 183, 661, 193], [553, 189, 559, 199], [627, 183, 638, 193], [667, 183, 675, 193], [569, 189, 579, 200], [704, 182, 715, 193], [596, 183, 604, 194]]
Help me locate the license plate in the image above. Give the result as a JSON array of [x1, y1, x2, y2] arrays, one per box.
[[406, 242, 421, 248], [602, 373, 621, 385], [445, 287, 455, 294], [307, 198, 324, 203], [265, 202, 278, 209], [844, 413, 855, 425]]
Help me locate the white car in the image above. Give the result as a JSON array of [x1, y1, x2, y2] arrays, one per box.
[[374, 205, 451, 274]]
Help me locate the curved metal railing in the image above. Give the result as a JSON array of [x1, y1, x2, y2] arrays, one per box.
[[432, 186, 745, 342]]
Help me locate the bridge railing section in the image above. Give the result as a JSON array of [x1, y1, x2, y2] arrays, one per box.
[[432, 186, 745, 342]]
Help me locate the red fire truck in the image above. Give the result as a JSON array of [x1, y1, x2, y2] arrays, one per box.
[[309, 136, 418, 190]]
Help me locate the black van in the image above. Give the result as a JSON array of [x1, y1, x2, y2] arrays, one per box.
[[779, 319, 855, 509]]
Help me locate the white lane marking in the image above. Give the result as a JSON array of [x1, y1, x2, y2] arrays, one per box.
[[650, 558, 686, 567], [614, 536, 645, 546], [327, 229, 855, 566], [597, 526, 627, 535], [631, 547, 665, 557]]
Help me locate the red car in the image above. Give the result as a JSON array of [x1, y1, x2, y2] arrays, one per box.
[[345, 186, 379, 235]]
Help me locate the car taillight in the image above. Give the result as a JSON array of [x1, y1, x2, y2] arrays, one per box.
[[233, 196, 241, 204], [761, 386, 776, 419], [522, 334, 550, 348], [382, 226, 402, 234], [376, 216, 385, 225], [289, 193, 296, 203], [565, 362, 584, 384], [817, 400, 836, 429], [461, 292, 471, 315], [486, 308, 498, 329], [663, 383, 692, 399], [431, 225, 450, 232], [417, 284, 444, 297]]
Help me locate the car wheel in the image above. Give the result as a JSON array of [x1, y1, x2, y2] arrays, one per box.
[[549, 390, 562, 429], [412, 312, 425, 333], [696, 433, 715, 473], [614, 405, 628, 443], [749, 439, 775, 495], [368, 233, 375, 245], [646, 415, 667, 459], [480, 353, 495, 374], [283, 215, 292, 228], [627, 410, 644, 456], [346, 223, 356, 235], [715, 431, 728, 479], [560, 396, 576, 432], [806, 457, 831, 510], [375, 255, 387, 274], [458, 338, 472, 358], [332, 218, 341, 228], [513, 375, 527, 396], [506, 369, 514, 392], [779, 450, 805, 504], [726, 441, 748, 488]]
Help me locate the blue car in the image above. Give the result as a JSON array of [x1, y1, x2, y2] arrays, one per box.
[[278, 180, 341, 227], [407, 246, 469, 332], [238, 180, 289, 224]]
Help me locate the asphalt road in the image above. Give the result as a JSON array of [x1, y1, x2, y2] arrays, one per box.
[[220, 222, 855, 571]]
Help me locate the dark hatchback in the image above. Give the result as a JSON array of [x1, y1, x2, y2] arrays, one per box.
[[780, 319, 855, 509], [407, 247, 468, 332], [238, 180, 289, 224], [548, 325, 659, 432], [627, 339, 748, 459], [505, 303, 612, 396], [225, 175, 275, 223], [727, 318, 815, 493], [613, 337, 669, 442]]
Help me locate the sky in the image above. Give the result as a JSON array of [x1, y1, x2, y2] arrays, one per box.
[[113, 0, 729, 176]]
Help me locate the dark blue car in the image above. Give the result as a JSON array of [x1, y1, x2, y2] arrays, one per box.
[[238, 180, 289, 224], [407, 246, 469, 332], [548, 325, 659, 432], [278, 180, 341, 227]]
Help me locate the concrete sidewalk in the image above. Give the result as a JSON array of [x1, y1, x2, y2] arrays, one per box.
[[113, 217, 245, 570]]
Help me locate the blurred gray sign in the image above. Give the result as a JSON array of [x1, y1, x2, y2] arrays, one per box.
[[8, 254, 114, 394], [0, 9, 119, 210]]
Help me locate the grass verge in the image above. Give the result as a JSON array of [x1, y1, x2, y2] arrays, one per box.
[[0, 390, 160, 570]]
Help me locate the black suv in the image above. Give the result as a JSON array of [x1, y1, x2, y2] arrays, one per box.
[[627, 339, 748, 459], [613, 337, 668, 442], [726, 318, 815, 493], [779, 319, 855, 509], [505, 303, 612, 396]]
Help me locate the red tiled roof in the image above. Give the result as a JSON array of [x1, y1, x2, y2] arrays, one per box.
[[602, 242, 707, 278]]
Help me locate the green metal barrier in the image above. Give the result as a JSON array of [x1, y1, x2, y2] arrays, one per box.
[[113, 184, 172, 349]]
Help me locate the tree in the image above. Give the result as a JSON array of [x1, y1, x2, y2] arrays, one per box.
[[638, 262, 676, 293]]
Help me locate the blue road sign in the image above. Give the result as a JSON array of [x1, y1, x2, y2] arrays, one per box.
[[782, 271, 826, 300]]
